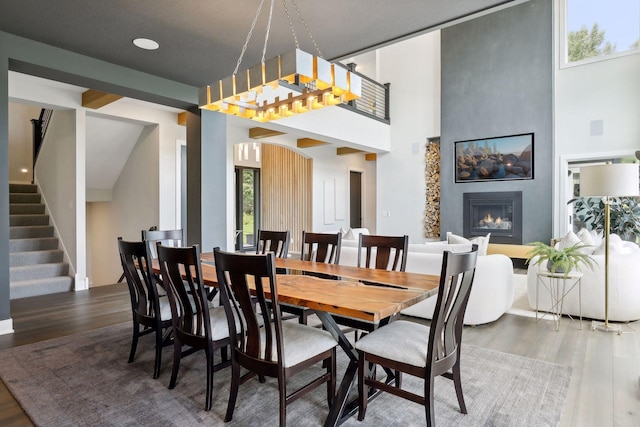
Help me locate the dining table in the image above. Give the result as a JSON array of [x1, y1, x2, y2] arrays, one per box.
[[157, 252, 440, 426]]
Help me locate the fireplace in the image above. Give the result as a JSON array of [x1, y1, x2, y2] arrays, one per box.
[[463, 191, 522, 244]]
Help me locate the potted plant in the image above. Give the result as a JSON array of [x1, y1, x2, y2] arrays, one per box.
[[525, 242, 595, 277], [568, 196, 640, 243]]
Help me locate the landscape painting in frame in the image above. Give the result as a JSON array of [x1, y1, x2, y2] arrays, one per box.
[[455, 133, 534, 183]]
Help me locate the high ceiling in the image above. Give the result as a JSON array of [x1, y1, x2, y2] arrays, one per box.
[[0, 0, 517, 88]]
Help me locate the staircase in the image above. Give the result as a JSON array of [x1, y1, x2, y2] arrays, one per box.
[[9, 183, 73, 299]]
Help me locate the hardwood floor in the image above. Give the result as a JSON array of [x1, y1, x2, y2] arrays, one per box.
[[0, 284, 638, 426]]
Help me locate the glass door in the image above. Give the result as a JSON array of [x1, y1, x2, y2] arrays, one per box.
[[235, 167, 260, 251]]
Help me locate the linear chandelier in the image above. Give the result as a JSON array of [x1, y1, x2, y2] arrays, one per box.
[[198, 0, 361, 123]]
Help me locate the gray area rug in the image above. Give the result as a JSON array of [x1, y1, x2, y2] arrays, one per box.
[[0, 322, 570, 426]]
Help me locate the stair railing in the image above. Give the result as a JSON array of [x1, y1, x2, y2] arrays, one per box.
[[30, 108, 53, 184]]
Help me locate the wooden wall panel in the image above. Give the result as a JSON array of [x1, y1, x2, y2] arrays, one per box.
[[261, 144, 312, 253]]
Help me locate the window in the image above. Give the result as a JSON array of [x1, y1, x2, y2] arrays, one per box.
[[563, 0, 640, 65], [235, 167, 260, 251]]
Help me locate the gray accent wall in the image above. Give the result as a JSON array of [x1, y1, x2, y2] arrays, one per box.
[[440, 0, 553, 245]]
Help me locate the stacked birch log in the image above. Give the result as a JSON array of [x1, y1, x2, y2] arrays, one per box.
[[424, 140, 440, 238]]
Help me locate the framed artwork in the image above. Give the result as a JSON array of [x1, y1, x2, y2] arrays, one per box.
[[455, 133, 534, 183]]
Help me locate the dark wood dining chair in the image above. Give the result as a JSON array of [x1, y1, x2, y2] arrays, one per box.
[[213, 247, 338, 427], [355, 245, 479, 426], [300, 231, 342, 264], [118, 238, 173, 379], [283, 231, 343, 324], [142, 228, 184, 259], [156, 243, 231, 411], [357, 234, 409, 272], [256, 229, 290, 258]]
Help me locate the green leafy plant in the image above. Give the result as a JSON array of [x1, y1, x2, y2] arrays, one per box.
[[525, 242, 595, 277], [569, 196, 640, 242]]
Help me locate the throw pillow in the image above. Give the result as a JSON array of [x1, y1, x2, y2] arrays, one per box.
[[470, 232, 491, 256], [447, 232, 489, 256], [446, 232, 471, 245], [343, 228, 354, 241], [575, 228, 596, 255], [558, 230, 581, 250]]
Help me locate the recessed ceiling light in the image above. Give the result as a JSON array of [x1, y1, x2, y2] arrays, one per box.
[[20, 168, 28, 173], [133, 38, 159, 50]]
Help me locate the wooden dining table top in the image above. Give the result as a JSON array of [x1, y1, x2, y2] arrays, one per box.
[[200, 252, 440, 293], [155, 253, 438, 323]]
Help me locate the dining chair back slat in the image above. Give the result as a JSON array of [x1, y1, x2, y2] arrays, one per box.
[[358, 234, 409, 272], [143, 229, 184, 259], [256, 229, 290, 258], [300, 231, 342, 264]]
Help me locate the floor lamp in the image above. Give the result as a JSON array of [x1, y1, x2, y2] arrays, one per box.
[[580, 163, 639, 334]]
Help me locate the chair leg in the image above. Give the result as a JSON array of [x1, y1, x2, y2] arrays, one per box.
[[326, 349, 336, 406], [128, 321, 139, 363], [395, 370, 402, 388], [357, 353, 367, 421], [278, 375, 287, 427], [153, 326, 162, 379], [425, 375, 436, 427], [205, 350, 213, 411], [168, 338, 182, 389], [452, 361, 467, 414], [225, 360, 241, 422]]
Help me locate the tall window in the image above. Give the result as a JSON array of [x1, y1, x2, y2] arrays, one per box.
[[235, 167, 260, 251], [563, 0, 639, 65]]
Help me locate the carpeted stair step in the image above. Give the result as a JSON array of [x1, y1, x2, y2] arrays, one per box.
[[9, 193, 41, 204], [9, 225, 54, 239], [10, 237, 59, 252], [9, 183, 37, 193], [10, 276, 74, 299], [10, 203, 45, 215], [10, 214, 50, 226], [10, 249, 64, 267], [10, 262, 69, 282]]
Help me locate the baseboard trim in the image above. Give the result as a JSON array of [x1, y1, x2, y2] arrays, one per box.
[[0, 318, 15, 335], [75, 275, 89, 291]]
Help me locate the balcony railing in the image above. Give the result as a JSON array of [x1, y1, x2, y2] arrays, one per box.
[[336, 64, 389, 124]]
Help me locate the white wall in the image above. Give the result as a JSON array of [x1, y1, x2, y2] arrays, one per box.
[[553, 0, 640, 237], [308, 145, 376, 233], [87, 125, 160, 286], [35, 110, 78, 273], [8, 103, 39, 182], [97, 100, 185, 230], [371, 31, 442, 243]]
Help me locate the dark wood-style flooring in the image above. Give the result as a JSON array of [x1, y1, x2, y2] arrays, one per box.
[[0, 284, 639, 426]]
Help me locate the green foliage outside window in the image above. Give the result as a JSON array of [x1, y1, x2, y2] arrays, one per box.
[[568, 23, 616, 62]]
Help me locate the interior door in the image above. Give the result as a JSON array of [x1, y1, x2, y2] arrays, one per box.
[[350, 171, 362, 228]]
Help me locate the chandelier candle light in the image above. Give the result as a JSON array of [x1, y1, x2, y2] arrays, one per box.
[[199, 0, 361, 122]]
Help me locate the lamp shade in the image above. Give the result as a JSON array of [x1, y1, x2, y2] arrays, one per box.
[[580, 163, 640, 197]]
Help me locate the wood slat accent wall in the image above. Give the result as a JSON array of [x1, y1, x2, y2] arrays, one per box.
[[261, 144, 312, 253]]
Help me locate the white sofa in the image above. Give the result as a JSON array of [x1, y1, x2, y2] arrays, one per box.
[[338, 238, 514, 325], [526, 234, 640, 322]]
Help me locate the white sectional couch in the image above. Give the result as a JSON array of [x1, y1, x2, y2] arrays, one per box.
[[338, 234, 514, 325], [526, 232, 640, 322]]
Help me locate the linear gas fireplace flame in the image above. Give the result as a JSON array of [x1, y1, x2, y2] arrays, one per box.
[[463, 191, 522, 244]]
